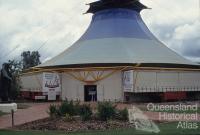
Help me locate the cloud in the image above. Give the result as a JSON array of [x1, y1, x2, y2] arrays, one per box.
[[0, 0, 199, 66], [172, 21, 200, 56], [141, 0, 200, 62], [173, 21, 200, 40], [156, 20, 200, 61], [0, 0, 93, 65]]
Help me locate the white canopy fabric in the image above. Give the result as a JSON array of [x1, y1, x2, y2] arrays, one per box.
[[38, 38, 197, 68], [37, 9, 198, 68]]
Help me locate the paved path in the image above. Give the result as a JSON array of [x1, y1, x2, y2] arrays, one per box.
[[0, 103, 53, 129]]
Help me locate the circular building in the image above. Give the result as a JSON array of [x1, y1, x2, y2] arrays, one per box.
[[20, 0, 200, 102]]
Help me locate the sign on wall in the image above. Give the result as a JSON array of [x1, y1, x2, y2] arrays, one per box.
[[43, 73, 61, 100], [122, 70, 134, 92]]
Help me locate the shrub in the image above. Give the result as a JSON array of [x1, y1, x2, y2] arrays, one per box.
[[79, 104, 92, 121], [74, 100, 81, 115], [64, 113, 74, 122], [57, 100, 76, 116], [116, 108, 129, 121], [97, 101, 116, 121], [48, 104, 58, 118]]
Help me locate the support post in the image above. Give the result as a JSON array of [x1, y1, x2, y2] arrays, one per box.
[[11, 109, 14, 127]]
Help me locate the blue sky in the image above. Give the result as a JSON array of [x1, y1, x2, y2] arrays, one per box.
[[0, 0, 199, 65]]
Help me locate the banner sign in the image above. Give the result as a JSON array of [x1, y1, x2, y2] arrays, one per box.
[[43, 73, 61, 100], [122, 70, 134, 92], [48, 89, 57, 101]]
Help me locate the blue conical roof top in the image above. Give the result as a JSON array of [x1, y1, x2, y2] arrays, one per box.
[[86, 0, 148, 13]]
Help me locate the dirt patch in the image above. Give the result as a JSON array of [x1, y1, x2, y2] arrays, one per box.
[[14, 118, 135, 132]]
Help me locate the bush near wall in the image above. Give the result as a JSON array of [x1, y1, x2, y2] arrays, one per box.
[[48, 104, 58, 118], [115, 108, 128, 121], [97, 101, 117, 121], [57, 101, 77, 116], [48, 101, 79, 118], [48, 101, 128, 122], [79, 104, 92, 121]]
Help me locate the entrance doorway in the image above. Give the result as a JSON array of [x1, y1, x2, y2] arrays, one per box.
[[84, 85, 97, 102]]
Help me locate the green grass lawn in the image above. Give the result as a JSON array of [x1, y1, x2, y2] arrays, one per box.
[[0, 122, 199, 135]]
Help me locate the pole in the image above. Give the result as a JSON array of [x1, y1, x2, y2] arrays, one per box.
[[11, 109, 14, 127]]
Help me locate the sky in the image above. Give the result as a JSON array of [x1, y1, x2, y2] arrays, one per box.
[[0, 0, 199, 66]]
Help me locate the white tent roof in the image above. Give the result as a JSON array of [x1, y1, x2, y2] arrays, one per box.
[[38, 38, 196, 67], [37, 9, 198, 68]]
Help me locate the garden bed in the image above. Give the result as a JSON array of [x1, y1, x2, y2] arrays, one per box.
[[14, 117, 134, 132], [14, 101, 134, 132]]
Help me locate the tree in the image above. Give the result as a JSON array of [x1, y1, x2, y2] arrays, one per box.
[[0, 60, 22, 100], [21, 51, 41, 70], [8, 60, 22, 75], [7, 60, 22, 100]]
